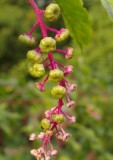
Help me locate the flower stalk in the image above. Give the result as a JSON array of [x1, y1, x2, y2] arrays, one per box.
[[19, 0, 77, 159]]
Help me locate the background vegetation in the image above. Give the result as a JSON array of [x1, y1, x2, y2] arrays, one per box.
[[0, 0, 113, 160]]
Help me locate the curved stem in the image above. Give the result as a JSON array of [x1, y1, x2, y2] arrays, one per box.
[[28, 21, 39, 35]]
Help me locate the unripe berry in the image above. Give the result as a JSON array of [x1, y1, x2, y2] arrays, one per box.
[[39, 37, 56, 53], [28, 63, 45, 78], [18, 34, 36, 46], [45, 3, 61, 22], [27, 50, 43, 63], [53, 114, 64, 123], [55, 29, 70, 42], [49, 69, 64, 82], [51, 85, 66, 99], [65, 47, 74, 60], [41, 118, 51, 130]]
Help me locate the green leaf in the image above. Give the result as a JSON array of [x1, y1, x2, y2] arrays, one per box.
[[100, 0, 113, 19], [54, 0, 92, 47]]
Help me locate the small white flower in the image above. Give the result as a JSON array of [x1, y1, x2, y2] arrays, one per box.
[[29, 133, 36, 141]]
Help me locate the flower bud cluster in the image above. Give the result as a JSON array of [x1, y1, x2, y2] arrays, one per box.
[[19, 0, 77, 159]]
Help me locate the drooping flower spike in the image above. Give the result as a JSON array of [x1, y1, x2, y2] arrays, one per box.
[[19, 0, 77, 159]]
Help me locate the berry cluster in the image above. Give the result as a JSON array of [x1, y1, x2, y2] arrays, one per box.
[[19, 1, 77, 159]]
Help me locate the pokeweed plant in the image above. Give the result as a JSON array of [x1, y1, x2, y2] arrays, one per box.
[[19, 0, 77, 159]]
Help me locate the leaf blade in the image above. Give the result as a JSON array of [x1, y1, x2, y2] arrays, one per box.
[[54, 0, 92, 47]]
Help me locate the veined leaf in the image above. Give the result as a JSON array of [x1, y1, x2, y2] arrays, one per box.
[[100, 0, 113, 19], [54, 0, 92, 47]]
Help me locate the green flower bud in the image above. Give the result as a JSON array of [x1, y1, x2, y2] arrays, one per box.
[[55, 29, 70, 42], [39, 37, 56, 53], [18, 34, 36, 46], [53, 114, 64, 123], [41, 118, 51, 130], [49, 69, 64, 82], [45, 3, 61, 22], [27, 50, 43, 63], [51, 85, 66, 99], [28, 63, 45, 78]]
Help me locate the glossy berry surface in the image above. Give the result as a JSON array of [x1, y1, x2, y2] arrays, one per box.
[[51, 85, 66, 99], [27, 50, 43, 63], [28, 63, 45, 78], [49, 69, 64, 82], [18, 34, 36, 46], [45, 3, 61, 22], [41, 118, 51, 130], [39, 37, 56, 53]]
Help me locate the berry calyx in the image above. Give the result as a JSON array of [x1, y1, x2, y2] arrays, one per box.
[[53, 114, 64, 123], [51, 85, 66, 99], [45, 3, 61, 22], [49, 69, 64, 82], [27, 50, 43, 63], [41, 118, 51, 130], [18, 34, 36, 46], [28, 63, 45, 78], [55, 29, 70, 42], [39, 37, 56, 53]]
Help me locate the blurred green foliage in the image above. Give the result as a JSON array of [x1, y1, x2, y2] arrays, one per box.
[[0, 0, 113, 160]]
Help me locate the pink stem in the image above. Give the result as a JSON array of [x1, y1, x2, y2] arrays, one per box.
[[28, 21, 39, 35], [48, 52, 57, 69], [59, 124, 65, 134], [29, 0, 47, 37], [56, 49, 67, 55], [41, 76, 49, 86], [57, 98, 63, 114], [47, 27, 59, 33], [50, 106, 58, 115], [61, 110, 71, 120], [51, 122, 57, 131], [55, 61, 65, 68]]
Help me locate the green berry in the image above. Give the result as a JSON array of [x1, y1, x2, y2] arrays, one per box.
[[41, 118, 51, 130], [27, 50, 43, 63], [45, 3, 61, 22], [51, 85, 66, 99], [66, 47, 74, 60], [18, 34, 36, 46], [28, 63, 45, 78], [49, 69, 64, 82], [55, 29, 70, 42], [53, 114, 64, 123], [39, 37, 56, 53]]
